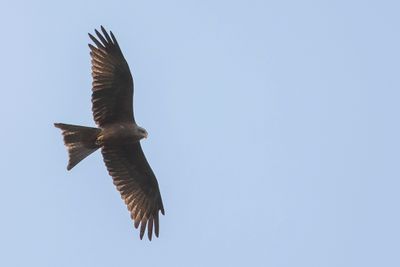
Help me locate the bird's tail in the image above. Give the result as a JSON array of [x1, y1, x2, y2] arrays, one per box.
[[54, 123, 101, 170]]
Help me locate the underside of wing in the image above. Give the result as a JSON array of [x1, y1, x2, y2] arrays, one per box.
[[101, 143, 164, 240], [89, 26, 135, 126]]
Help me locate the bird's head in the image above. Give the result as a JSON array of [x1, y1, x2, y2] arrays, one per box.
[[137, 126, 148, 140]]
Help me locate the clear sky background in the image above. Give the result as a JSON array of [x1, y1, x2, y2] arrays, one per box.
[[1, 0, 399, 266]]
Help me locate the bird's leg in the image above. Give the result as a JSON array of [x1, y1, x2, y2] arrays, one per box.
[[96, 133, 104, 146]]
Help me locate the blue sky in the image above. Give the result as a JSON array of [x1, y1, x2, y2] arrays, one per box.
[[1, 0, 399, 266]]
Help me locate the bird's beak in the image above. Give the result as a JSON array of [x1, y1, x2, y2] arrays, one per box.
[[144, 132, 148, 139]]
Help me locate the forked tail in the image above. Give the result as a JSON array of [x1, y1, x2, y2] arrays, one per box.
[[54, 123, 101, 170]]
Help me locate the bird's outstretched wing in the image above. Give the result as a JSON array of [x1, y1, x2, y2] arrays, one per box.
[[101, 143, 165, 240], [89, 26, 135, 126]]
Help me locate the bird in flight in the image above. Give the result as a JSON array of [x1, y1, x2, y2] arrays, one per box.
[[54, 26, 164, 240]]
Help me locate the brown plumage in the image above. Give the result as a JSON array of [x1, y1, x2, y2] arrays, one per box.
[[54, 26, 164, 240]]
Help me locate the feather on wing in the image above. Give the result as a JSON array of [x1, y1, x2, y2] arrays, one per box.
[[89, 26, 135, 126], [101, 143, 164, 240]]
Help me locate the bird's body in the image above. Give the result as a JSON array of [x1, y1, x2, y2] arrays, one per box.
[[54, 26, 164, 240], [97, 123, 147, 146]]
